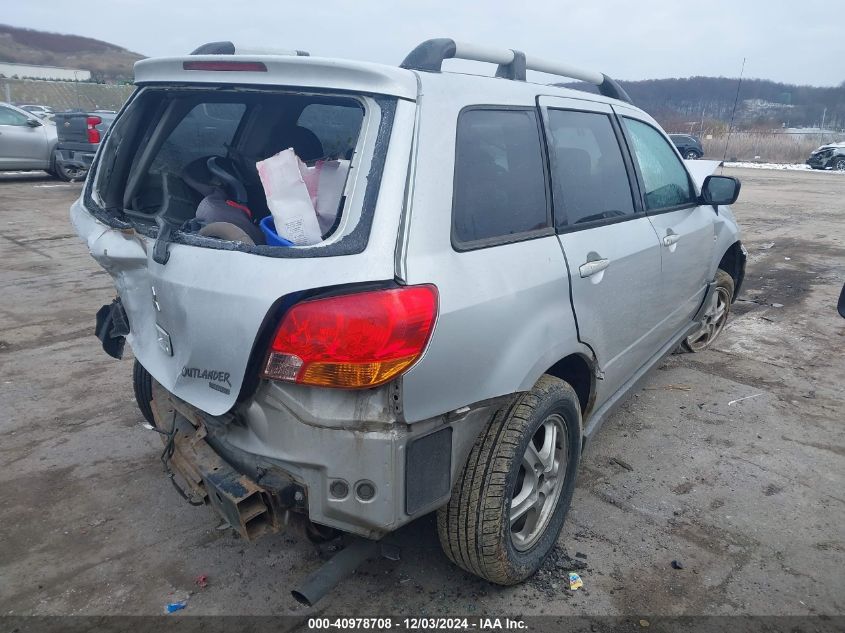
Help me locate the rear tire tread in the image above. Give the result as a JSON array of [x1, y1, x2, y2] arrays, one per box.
[[437, 376, 579, 585]]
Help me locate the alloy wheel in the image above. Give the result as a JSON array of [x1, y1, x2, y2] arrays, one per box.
[[685, 286, 730, 352], [510, 414, 567, 551]]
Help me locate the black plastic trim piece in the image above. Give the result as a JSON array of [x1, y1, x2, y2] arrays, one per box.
[[598, 74, 633, 104], [405, 426, 453, 515], [495, 50, 526, 81], [95, 299, 129, 359], [191, 41, 236, 55], [400, 38, 457, 72]]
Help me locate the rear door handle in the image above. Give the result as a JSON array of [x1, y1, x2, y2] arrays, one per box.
[[663, 233, 680, 246], [579, 258, 610, 278]]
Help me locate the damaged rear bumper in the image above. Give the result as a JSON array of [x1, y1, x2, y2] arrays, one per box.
[[149, 379, 496, 540], [150, 381, 298, 540]]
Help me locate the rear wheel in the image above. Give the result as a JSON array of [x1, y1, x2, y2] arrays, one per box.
[[833, 157, 845, 171], [133, 359, 155, 427], [683, 268, 734, 352], [685, 149, 701, 159], [437, 375, 582, 585]]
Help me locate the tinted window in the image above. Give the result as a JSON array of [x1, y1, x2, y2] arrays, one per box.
[[0, 106, 30, 126], [453, 109, 548, 244], [546, 110, 635, 226], [623, 118, 695, 210]]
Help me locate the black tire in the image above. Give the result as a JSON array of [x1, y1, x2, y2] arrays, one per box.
[[437, 375, 582, 585], [133, 359, 156, 427], [682, 268, 734, 353], [833, 157, 845, 172], [685, 149, 701, 160]]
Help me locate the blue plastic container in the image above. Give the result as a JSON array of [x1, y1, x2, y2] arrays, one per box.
[[259, 215, 294, 247]]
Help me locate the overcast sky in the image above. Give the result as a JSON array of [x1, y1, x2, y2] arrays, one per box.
[[6, 0, 845, 86]]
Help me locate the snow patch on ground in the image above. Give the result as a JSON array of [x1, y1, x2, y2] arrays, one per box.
[[723, 161, 844, 173]]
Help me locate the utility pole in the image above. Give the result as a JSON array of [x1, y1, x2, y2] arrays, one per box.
[[73, 70, 81, 110], [820, 107, 827, 146]]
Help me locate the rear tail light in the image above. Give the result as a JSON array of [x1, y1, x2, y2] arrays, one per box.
[[86, 116, 101, 144], [262, 285, 438, 389]]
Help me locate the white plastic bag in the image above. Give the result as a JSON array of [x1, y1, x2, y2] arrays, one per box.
[[299, 159, 350, 234], [256, 148, 322, 246]]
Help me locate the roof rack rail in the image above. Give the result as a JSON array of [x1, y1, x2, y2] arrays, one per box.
[[190, 41, 309, 57], [400, 38, 631, 104]]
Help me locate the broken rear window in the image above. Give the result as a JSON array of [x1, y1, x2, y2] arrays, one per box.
[[93, 88, 371, 249]]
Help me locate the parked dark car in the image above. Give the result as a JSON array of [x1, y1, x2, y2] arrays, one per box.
[[53, 111, 117, 180], [806, 142, 845, 171], [669, 134, 704, 159]]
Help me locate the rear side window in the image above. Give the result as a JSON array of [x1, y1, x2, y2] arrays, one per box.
[[452, 108, 549, 245], [546, 109, 635, 227], [623, 118, 696, 210]]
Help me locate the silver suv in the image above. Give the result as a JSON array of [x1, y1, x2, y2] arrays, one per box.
[[72, 39, 745, 594]]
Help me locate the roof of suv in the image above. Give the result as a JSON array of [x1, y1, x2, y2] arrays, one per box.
[[134, 39, 636, 110]]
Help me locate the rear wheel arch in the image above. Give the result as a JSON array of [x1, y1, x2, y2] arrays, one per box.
[[544, 353, 594, 417], [717, 241, 746, 301]]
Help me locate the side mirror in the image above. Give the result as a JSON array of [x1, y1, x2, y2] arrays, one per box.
[[701, 175, 741, 207], [838, 283, 845, 319], [26, 118, 42, 127]]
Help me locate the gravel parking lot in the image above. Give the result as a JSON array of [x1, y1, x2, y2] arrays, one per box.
[[0, 167, 843, 619]]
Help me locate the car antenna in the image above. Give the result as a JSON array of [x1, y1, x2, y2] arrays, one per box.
[[721, 57, 746, 171]]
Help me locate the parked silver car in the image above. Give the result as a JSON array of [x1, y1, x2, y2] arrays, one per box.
[[71, 39, 745, 598], [18, 104, 55, 118], [0, 102, 58, 175]]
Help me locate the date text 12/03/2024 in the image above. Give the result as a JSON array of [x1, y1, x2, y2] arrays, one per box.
[[307, 618, 528, 630]]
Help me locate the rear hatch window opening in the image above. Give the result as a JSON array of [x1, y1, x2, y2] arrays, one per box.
[[87, 85, 396, 258]]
